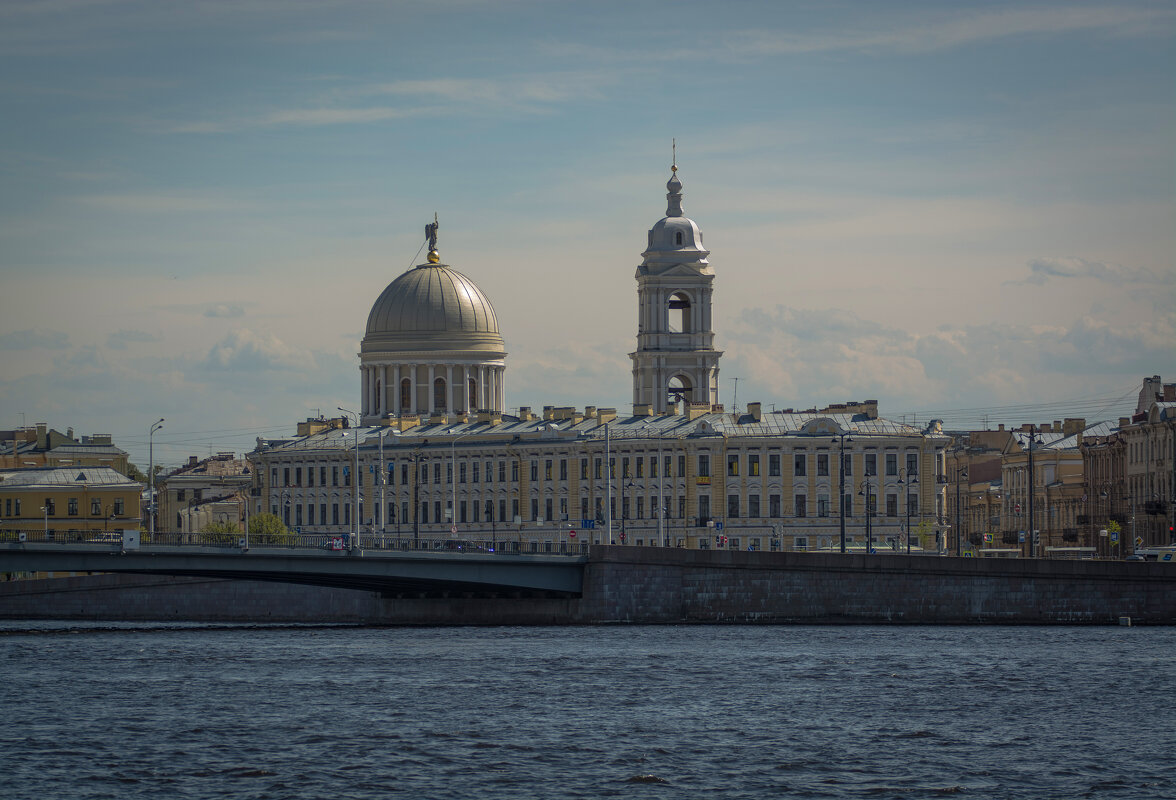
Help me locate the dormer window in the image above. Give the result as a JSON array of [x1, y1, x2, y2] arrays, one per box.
[[675, 231, 683, 245]]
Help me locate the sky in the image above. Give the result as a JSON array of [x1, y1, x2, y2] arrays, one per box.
[[1, 0, 1173, 470]]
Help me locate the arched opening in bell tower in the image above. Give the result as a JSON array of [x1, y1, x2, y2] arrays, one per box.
[[668, 292, 692, 333], [468, 378, 477, 411], [667, 374, 693, 410], [433, 377, 447, 411], [400, 378, 412, 411]]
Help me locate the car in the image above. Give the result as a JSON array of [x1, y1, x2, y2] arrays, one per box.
[[1125, 554, 1146, 562]]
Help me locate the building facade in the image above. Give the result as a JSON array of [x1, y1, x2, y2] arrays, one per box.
[[248, 166, 950, 551], [158, 453, 253, 537], [0, 467, 142, 540]]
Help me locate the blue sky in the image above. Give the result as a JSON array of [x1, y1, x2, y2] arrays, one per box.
[[1, 0, 1172, 469]]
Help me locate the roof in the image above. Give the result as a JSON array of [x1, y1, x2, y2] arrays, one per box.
[[254, 409, 944, 457], [0, 467, 141, 489]]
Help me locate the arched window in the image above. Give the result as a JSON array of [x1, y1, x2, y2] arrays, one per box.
[[434, 377, 447, 411], [468, 378, 478, 410], [667, 291, 691, 333], [668, 375, 692, 407], [675, 231, 683, 246], [400, 378, 412, 411], [374, 379, 381, 412]]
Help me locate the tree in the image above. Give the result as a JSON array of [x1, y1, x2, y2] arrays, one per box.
[[201, 521, 238, 534], [248, 513, 294, 545], [914, 519, 936, 551]]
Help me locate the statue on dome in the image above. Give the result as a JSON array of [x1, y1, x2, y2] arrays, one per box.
[[425, 215, 439, 253]]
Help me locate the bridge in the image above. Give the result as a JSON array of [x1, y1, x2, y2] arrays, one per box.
[[0, 533, 587, 598]]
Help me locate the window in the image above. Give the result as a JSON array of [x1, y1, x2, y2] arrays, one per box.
[[581, 498, 589, 520], [419, 502, 428, 524], [559, 498, 567, 517], [698, 454, 710, 477], [295, 504, 303, 526], [886, 453, 898, 476], [473, 462, 480, 483], [283, 467, 290, 486], [433, 377, 447, 411], [113, 499, 124, 516], [678, 497, 685, 519], [748, 494, 760, 517], [865, 453, 877, 477], [499, 499, 506, 522], [769, 454, 781, 476], [434, 463, 442, 484], [499, 461, 506, 483], [91, 499, 101, 516], [14, 499, 20, 516], [436, 501, 443, 523], [622, 457, 630, 478], [177, 489, 186, 501], [748, 454, 760, 476], [295, 467, 302, 486], [727, 455, 739, 476], [886, 494, 898, 517], [460, 501, 467, 523], [650, 457, 658, 478], [270, 468, 277, 487], [321, 504, 327, 525], [511, 461, 519, 482], [907, 494, 919, 515], [817, 453, 829, 477], [794, 453, 806, 477], [817, 493, 830, 517], [68, 498, 78, 516], [531, 461, 539, 481], [321, 467, 327, 486], [581, 458, 588, 479], [401, 464, 409, 485], [636, 458, 644, 478], [698, 495, 711, 521], [769, 494, 781, 518], [308, 468, 314, 487], [44, 499, 55, 515], [594, 458, 602, 479], [332, 504, 339, 524], [446, 463, 452, 484], [842, 453, 852, 476], [560, 459, 567, 481], [622, 497, 630, 520], [545, 498, 553, 521], [485, 500, 493, 522], [459, 462, 467, 483], [794, 495, 807, 517], [400, 379, 411, 409], [727, 494, 740, 518], [512, 499, 520, 521], [907, 452, 919, 476]]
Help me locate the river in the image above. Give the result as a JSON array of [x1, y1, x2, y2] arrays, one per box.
[[1, 623, 1173, 799]]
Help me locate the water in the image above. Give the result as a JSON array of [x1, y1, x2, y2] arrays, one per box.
[[1, 623, 1173, 799]]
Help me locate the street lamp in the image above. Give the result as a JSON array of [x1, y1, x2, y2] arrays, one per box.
[[148, 418, 164, 539], [39, 505, 48, 541], [953, 466, 969, 557], [337, 407, 361, 551], [858, 479, 875, 554], [898, 468, 918, 554], [831, 430, 853, 554], [1024, 426, 1043, 558]]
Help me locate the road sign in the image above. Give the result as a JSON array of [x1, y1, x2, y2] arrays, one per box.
[[451, 525, 457, 534], [1014, 503, 1022, 514], [1018, 531, 1025, 543], [581, 519, 596, 529], [714, 522, 724, 531]]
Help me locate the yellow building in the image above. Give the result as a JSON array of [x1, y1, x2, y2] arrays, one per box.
[[0, 467, 142, 542], [0, 424, 130, 475]]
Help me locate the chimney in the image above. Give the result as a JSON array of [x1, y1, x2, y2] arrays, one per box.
[[1165, 384, 1176, 402], [1063, 418, 1086, 437], [36, 423, 47, 450], [998, 424, 1005, 431], [747, 402, 762, 422], [542, 406, 555, 421], [188, 455, 199, 468]]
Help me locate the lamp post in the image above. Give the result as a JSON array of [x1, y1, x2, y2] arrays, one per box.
[[898, 468, 918, 554], [954, 466, 969, 557], [831, 429, 853, 554], [148, 417, 164, 539], [337, 407, 361, 551], [858, 479, 875, 553], [1024, 426, 1042, 558]]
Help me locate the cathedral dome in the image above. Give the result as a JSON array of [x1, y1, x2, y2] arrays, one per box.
[[362, 263, 505, 354]]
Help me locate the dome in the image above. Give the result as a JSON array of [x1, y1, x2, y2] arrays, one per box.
[[639, 168, 710, 272], [362, 263, 505, 355]]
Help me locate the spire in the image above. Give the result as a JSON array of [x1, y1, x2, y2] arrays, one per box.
[[665, 159, 683, 218]]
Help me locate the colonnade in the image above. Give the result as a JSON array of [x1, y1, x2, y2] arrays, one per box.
[[361, 362, 505, 420]]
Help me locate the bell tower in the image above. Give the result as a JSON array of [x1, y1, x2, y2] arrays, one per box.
[[630, 162, 722, 414]]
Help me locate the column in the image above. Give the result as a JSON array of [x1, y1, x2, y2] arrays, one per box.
[[393, 364, 402, 415], [362, 368, 371, 417], [409, 364, 417, 416], [379, 365, 388, 417], [428, 365, 436, 415], [447, 365, 454, 415]]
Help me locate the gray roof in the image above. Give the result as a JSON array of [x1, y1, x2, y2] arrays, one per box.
[[0, 467, 141, 489], [256, 409, 942, 457]]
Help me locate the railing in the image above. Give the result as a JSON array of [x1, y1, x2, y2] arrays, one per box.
[[0, 528, 590, 556]]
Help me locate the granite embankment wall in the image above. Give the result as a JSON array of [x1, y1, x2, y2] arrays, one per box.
[[1, 547, 1173, 624]]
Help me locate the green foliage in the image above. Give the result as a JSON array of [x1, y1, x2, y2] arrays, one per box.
[[914, 519, 936, 549], [201, 521, 239, 535], [1106, 520, 1122, 534], [247, 512, 294, 545]]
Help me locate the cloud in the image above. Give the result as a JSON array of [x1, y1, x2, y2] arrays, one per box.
[[203, 328, 315, 372], [0, 328, 70, 350], [1009, 257, 1173, 287], [724, 6, 1175, 56], [204, 303, 245, 319], [105, 329, 162, 350]]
